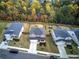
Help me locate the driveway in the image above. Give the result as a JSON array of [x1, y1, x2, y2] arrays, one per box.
[[28, 40, 38, 54]]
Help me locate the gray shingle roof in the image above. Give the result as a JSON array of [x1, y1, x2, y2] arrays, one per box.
[[53, 28, 72, 42], [4, 22, 23, 37], [54, 29, 71, 38], [30, 27, 45, 35], [73, 29, 79, 41], [29, 27, 45, 40], [72, 29, 79, 47]]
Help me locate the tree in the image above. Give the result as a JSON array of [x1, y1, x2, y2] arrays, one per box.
[[45, 2, 51, 13], [31, 0, 42, 21], [55, 3, 79, 25]]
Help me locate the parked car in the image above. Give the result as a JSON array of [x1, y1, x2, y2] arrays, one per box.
[[9, 49, 19, 54], [50, 55, 58, 59]]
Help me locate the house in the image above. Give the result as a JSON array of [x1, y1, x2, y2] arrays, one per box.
[[51, 28, 72, 58], [29, 26, 45, 43], [51, 28, 72, 45], [51, 28, 71, 58], [28, 25, 45, 54], [68, 29, 79, 48], [4, 22, 24, 41]]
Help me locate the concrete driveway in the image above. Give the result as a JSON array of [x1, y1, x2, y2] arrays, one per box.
[[28, 40, 38, 54]]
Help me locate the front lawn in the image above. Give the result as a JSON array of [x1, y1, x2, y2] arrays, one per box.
[[37, 24, 59, 53], [65, 41, 79, 55], [0, 22, 8, 43]]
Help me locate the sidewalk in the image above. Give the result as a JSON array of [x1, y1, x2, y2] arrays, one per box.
[[0, 41, 8, 49], [57, 45, 68, 58], [8, 46, 79, 58]]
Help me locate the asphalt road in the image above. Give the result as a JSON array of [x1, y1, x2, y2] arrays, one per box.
[[0, 49, 49, 59]]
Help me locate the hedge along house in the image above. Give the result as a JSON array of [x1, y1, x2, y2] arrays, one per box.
[[4, 22, 24, 41], [68, 29, 79, 48], [51, 28, 72, 58]]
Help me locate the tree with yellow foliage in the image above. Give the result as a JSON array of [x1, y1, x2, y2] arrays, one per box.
[[45, 2, 56, 22], [31, 0, 42, 21], [45, 2, 51, 13], [31, 0, 41, 9]]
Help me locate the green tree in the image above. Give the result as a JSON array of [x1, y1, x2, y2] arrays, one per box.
[[55, 4, 79, 25]]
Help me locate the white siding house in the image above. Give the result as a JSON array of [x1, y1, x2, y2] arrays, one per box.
[[4, 22, 24, 41]]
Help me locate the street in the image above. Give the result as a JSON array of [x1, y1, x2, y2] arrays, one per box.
[[0, 49, 49, 59]]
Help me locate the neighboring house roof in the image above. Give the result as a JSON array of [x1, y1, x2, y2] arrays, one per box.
[[30, 27, 45, 35], [53, 28, 72, 42], [73, 29, 79, 41], [73, 29, 79, 48], [29, 27, 45, 40], [4, 22, 23, 37], [68, 29, 79, 48], [54, 29, 71, 38]]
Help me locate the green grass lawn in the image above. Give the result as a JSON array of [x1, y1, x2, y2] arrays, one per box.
[[9, 34, 30, 48], [68, 25, 79, 29], [65, 41, 79, 55], [37, 34, 59, 53], [0, 22, 8, 43], [37, 24, 59, 53]]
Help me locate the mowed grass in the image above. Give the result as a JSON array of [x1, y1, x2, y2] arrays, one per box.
[[65, 41, 79, 55], [69, 25, 79, 29], [0, 22, 8, 43], [37, 24, 59, 53], [37, 35, 59, 53], [9, 23, 30, 48]]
